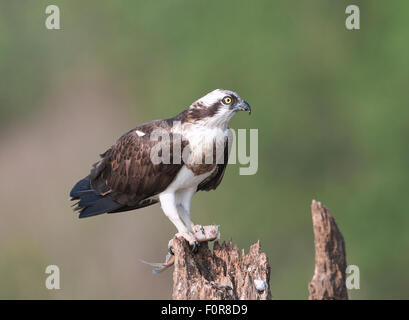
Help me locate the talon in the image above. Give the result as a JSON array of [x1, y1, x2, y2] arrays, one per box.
[[168, 247, 174, 255], [192, 241, 199, 253], [168, 238, 175, 255]]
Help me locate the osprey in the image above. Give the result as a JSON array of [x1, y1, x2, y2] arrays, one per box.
[[70, 89, 251, 249]]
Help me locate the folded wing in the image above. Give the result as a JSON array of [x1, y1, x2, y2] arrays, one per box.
[[70, 121, 184, 218]]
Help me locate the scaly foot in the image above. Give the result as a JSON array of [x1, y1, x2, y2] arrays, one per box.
[[192, 224, 220, 242], [192, 224, 205, 234], [168, 232, 200, 253]]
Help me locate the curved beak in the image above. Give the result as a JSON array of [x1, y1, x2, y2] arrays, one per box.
[[237, 100, 252, 115]]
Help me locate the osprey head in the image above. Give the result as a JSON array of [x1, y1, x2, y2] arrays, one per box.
[[188, 89, 251, 127]]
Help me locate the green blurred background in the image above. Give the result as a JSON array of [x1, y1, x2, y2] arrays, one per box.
[[1, 0, 408, 299]]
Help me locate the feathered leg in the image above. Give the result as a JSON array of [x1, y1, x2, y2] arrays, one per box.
[[159, 192, 198, 250], [176, 187, 196, 232]]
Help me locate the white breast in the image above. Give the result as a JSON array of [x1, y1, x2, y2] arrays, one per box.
[[163, 123, 228, 193], [182, 126, 229, 165], [163, 165, 214, 192]]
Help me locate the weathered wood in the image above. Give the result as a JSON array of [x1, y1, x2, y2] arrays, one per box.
[[171, 237, 271, 300], [308, 200, 348, 300], [169, 199, 348, 300]]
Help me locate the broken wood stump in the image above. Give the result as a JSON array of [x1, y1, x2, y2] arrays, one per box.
[[166, 199, 348, 300], [308, 200, 348, 300], [171, 238, 272, 300]]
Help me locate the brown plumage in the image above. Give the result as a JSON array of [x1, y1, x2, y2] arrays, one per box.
[[70, 114, 229, 218], [69, 89, 250, 231], [197, 139, 230, 191]]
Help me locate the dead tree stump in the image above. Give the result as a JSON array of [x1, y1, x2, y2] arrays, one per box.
[[171, 238, 271, 300], [308, 200, 348, 300], [168, 199, 347, 300]]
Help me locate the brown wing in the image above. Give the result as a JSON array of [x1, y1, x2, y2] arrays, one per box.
[[90, 124, 184, 207], [197, 135, 231, 192]]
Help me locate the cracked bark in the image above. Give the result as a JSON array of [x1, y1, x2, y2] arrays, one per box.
[[308, 200, 348, 300], [171, 238, 271, 300], [170, 199, 348, 300]]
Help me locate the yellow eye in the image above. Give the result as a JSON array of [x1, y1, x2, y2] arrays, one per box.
[[223, 96, 232, 104]]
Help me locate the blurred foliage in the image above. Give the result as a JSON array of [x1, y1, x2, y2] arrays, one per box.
[[1, 0, 409, 299]]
